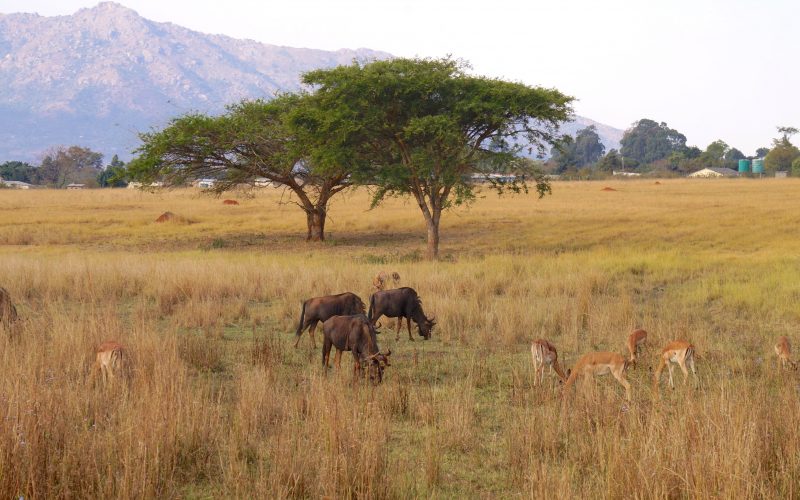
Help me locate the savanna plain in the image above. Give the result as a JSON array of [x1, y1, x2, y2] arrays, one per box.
[[1, 179, 800, 499]]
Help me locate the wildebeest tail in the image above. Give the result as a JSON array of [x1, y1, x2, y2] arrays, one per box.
[[295, 300, 307, 337], [368, 294, 375, 323]]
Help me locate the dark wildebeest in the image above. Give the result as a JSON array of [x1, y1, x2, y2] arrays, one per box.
[[295, 292, 366, 348], [0, 287, 19, 330], [368, 287, 435, 341], [322, 314, 391, 384]]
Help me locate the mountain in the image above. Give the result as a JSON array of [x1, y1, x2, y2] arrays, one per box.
[[0, 2, 389, 161], [561, 116, 623, 153], [0, 2, 623, 163]]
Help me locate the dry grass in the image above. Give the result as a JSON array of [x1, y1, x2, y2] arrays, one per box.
[[1, 179, 800, 498]]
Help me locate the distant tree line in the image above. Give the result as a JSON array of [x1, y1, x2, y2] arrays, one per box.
[[1, 147, 128, 188], [545, 119, 799, 178]]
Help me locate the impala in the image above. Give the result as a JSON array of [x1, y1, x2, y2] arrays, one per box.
[[625, 328, 648, 367], [372, 271, 401, 292], [530, 339, 569, 385], [90, 341, 128, 387], [775, 336, 795, 369], [653, 340, 696, 390], [562, 351, 631, 401]]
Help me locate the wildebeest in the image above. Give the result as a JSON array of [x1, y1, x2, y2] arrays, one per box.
[[322, 314, 391, 384], [0, 286, 19, 330], [368, 287, 435, 341], [372, 271, 401, 291], [295, 292, 366, 348], [90, 341, 129, 387]]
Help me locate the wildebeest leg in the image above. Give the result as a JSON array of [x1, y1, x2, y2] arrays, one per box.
[[322, 336, 332, 370], [407, 316, 415, 341], [334, 350, 342, 369], [352, 353, 361, 382], [295, 314, 312, 348], [395, 317, 402, 341], [308, 321, 319, 349]]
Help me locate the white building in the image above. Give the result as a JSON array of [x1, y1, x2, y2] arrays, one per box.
[[688, 167, 739, 178], [0, 179, 32, 189], [128, 182, 164, 189]]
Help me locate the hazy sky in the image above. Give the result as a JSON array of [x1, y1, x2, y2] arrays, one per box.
[[3, 0, 798, 154]]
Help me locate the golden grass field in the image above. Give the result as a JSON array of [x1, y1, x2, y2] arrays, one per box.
[[1, 179, 800, 498]]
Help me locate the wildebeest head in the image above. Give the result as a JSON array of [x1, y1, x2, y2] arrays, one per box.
[[350, 295, 367, 315], [417, 314, 436, 340], [409, 295, 435, 340], [364, 349, 391, 384]]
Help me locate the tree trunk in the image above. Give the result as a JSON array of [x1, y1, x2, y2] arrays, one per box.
[[425, 208, 441, 260], [306, 208, 326, 242]]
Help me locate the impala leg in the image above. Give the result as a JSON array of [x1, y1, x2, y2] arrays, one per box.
[[612, 369, 632, 402], [103, 365, 114, 387], [688, 356, 697, 376], [667, 363, 675, 388], [679, 360, 690, 385], [581, 374, 592, 398]]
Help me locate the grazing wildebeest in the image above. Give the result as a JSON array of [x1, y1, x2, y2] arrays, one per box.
[[0, 286, 19, 330], [368, 287, 435, 341], [322, 314, 391, 384], [90, 341, 129, 387], [295, 292, 366, 348], [372, 271, 401, 291]]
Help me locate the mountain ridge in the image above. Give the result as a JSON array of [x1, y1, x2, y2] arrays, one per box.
[[0, 2, 623, 162]]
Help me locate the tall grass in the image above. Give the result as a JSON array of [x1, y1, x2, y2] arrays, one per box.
[[1, 180, 800, 497]]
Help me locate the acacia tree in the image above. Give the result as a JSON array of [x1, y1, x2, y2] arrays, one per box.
[[128, 95, 351, 241], [298, 58, 573, 259]]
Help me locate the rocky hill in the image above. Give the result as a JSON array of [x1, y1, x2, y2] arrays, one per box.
[[0, 2, 622, 162]]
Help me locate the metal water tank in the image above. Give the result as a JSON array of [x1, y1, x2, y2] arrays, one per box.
[[752, 158, 765, 174], [738, 159, 751, 173]]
